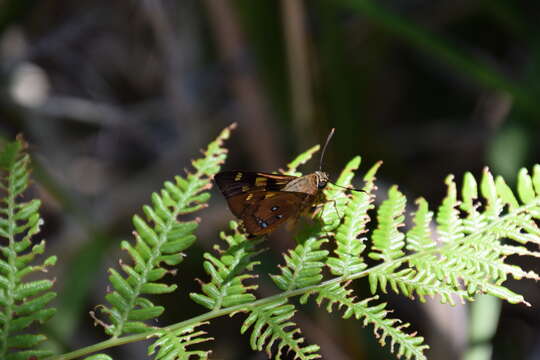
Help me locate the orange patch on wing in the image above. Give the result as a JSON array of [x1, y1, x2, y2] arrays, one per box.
[[255, 177, 267, 187]]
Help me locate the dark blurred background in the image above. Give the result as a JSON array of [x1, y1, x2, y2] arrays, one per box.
[[0, 0, 539, 359]]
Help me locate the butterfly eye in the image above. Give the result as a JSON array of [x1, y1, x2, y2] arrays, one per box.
[[318, 181, 327, 189]]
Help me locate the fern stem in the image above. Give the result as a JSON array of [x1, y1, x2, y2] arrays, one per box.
[[0, 161, 21, 358], [47, 199, 540, 359]]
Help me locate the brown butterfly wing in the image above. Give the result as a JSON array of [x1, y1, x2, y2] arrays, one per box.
[[214, 171, 296, 199], [215, 171, 297, 219], [237, 191, 313, 236]]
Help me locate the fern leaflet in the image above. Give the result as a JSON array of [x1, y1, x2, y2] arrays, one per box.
[[190, 221, 260, 310], [240, 299, 321, 360], [369, 186, 407, 262], [95, 124, 235, 337], [148, 322, 212, 360], [301, 283, 428, 360], [0, 138, 57, 360], [327, 176, 373, 276], [271, 236, 328, 291]]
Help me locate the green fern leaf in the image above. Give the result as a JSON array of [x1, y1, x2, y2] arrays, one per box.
[[240, 299, 321, 360], [320, 156, 363, 232], [148, 322, 212, 360], [459, 172, 488, 233], [21, 132, 538, 360], [271, 236, 328, 291], [0, 138, 56, 360], [517, 168, 536, 204], [301, 283, 428, 360], [480, 168, 505, 219], [368, 265, 467, 305], [96, 124, 236, 337], [436, 175, 464, 243], [369, 186, 407, 262], [414, 168, 540, 304], [327, 186, 372, 276], [190, 221, 260, 310], [406, 198, 435, 252], [326, 159, 381, 276]]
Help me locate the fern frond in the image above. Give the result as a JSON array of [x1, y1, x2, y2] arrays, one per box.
[[320, 156, 363, 232], [325, 160, 381, 276], [32, 134, 540, 360], [327, 187, 372, 276], [240, 299, 321, 360], [436, 175, 464, 243], [428, 168, 540, 303], [368, 265, 468, 305], [190, 221, 260, 310], [96, 124, 236, 337], [271, 236, 328, 291], [370, 167, 540, 305], [148, 322, 212, 360], [0, 138, 57, 360], [369, 186, 407, 262], [301, 283, 428, 360], [406, 198, 435, 253]]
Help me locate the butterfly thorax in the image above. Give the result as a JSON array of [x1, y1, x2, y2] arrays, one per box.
[[281, 171, 329, 195]]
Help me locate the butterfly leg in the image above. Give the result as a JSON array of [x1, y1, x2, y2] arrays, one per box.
[[309, 201, 337, 242], [331, 199, 341, 219], [310, 199, 339, 220]]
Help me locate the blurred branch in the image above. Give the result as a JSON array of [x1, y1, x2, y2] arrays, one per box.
[[32, 95, 123, 126], [203, 0, 283, 169], [281, 0, 315, 150], [140, 0, 203, 139], [341, 0, 540, 117]]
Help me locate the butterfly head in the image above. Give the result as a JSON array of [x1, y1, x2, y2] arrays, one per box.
[[315, 171, 329, 189]]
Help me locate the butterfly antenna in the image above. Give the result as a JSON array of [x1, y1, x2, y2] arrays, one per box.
[[330, 182, 365, 192], [329, 181, 364, 192], [319, 128, 335, 171]]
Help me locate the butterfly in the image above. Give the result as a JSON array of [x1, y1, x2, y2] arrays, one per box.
[[215, 129, 345, 237], [214, 170, 329, 236]]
